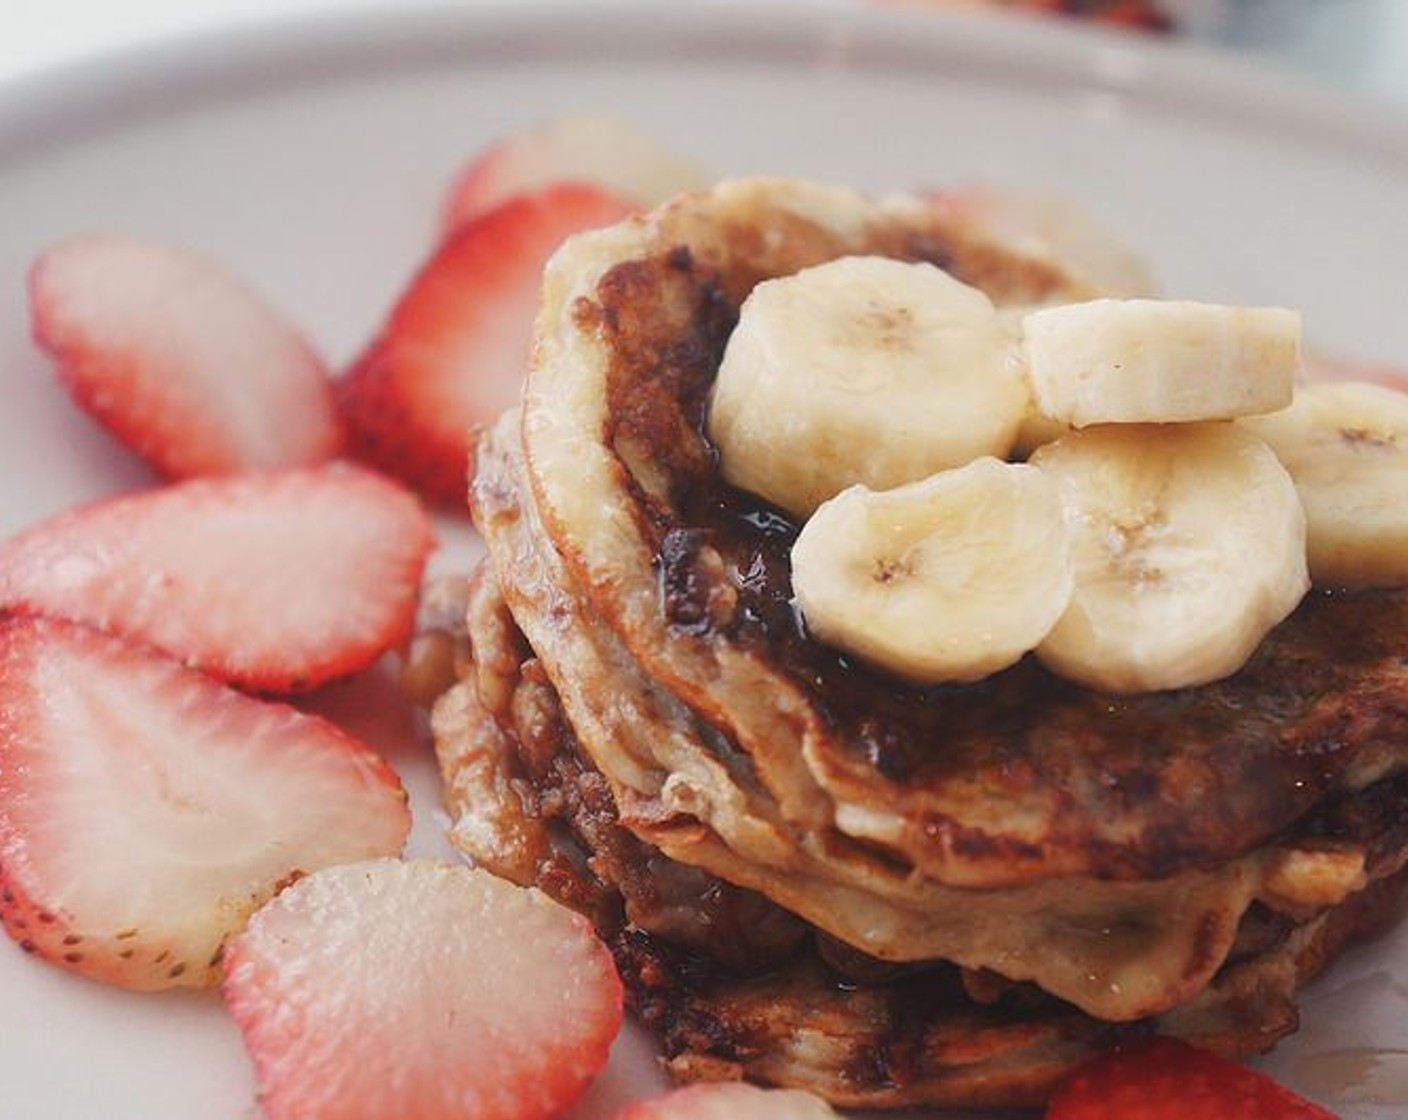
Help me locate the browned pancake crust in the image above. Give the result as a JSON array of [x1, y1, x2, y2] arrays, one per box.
[[428, 568, 1408, 1109]]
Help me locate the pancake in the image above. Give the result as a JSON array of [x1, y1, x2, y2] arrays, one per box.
[[522, 179, 1094, 844], [433, 177, 1408, 1108], [520, 176, 1408, 886], [429, 554, 1408, 1108], [467, 408, 1408, 1018]]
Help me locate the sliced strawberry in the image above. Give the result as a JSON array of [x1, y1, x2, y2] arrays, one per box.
[[0, 615, 410, 991], [440, 112, 706, 234], [0, 462, 434, 692], [1046, 1037, 1339, 1120], [337, 182, 636, 506], [615, 1082, 842, 1119], [30, 234, 343, 480], [223, 857, 622, 1120]]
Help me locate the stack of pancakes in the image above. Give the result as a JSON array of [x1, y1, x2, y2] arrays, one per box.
[[430, 179, 1408, 1109]]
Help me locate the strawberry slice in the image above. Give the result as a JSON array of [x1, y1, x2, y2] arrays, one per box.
[[0, 615, 410, 991], [1046, 1037, 1339, 1120], [615, 1083, 842, 1119], [30, 234, 343, 480], [0, 462, 434, 692], [336, 182, 636, 506], [440, 112, 707, 234], [223, 857, 622, 1120]]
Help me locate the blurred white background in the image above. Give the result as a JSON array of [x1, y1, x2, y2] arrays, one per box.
[[0, 0, 383, 80], [1, 0, 1407, 104], [0, 0, 1405, 107], [1166, 0, 1408, 102]]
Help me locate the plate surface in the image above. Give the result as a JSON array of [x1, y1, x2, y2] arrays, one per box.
[[1, 4, 1406, 1118]]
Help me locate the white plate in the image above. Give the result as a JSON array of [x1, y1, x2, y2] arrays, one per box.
[[1, 4, 1406, 1118]]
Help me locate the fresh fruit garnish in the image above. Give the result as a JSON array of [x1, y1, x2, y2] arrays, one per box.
[[707, 254, 1026, 518], [29, 233, 343, 480], [1030, 422, 1308, 692], [1022, 298, 1300, 427], [699, 247, 1322, 694], [615, 1081, 841, 1118], [791, 457, 1073, 683], [1242, 380, 1408, 587], [336, 181, 636, 506], [0, 615, 410, 991], [1046, 1036, 1339, 1119], [0, 462, 434, 692], [440, 112, 707, 234], [222, 858, 622, 1120]]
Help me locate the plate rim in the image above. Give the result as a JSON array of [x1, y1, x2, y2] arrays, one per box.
[[1, 5, 1407, 1118], [1, 0, 1405, 170]]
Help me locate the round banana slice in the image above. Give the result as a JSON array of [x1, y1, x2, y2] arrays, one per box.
[[1241, 380, 1408, 587], [1030, 423, 1308, 694], [707, 255, 1026, 519], [1023, 298, 1300, 427], [790, 457, 1073, 684]]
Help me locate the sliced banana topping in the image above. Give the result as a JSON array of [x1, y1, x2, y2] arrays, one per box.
[[1023, 299, 1300, 427], [790, 457, 1073, 684], [706, 247, 1353, 693], [1241, 380, 1408, 587], [1030, 423, 1308, 693], [707, 255, 1026, 518]]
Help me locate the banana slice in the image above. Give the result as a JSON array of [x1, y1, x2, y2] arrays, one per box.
[[1023, 298, 1300, 427], [1241, 380, 1408, 587], [1030, 423, 1308, 693], [790, 457, 1073, 684], [708, 255, 1026, 518], [1012, 407, 1071, 459]]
